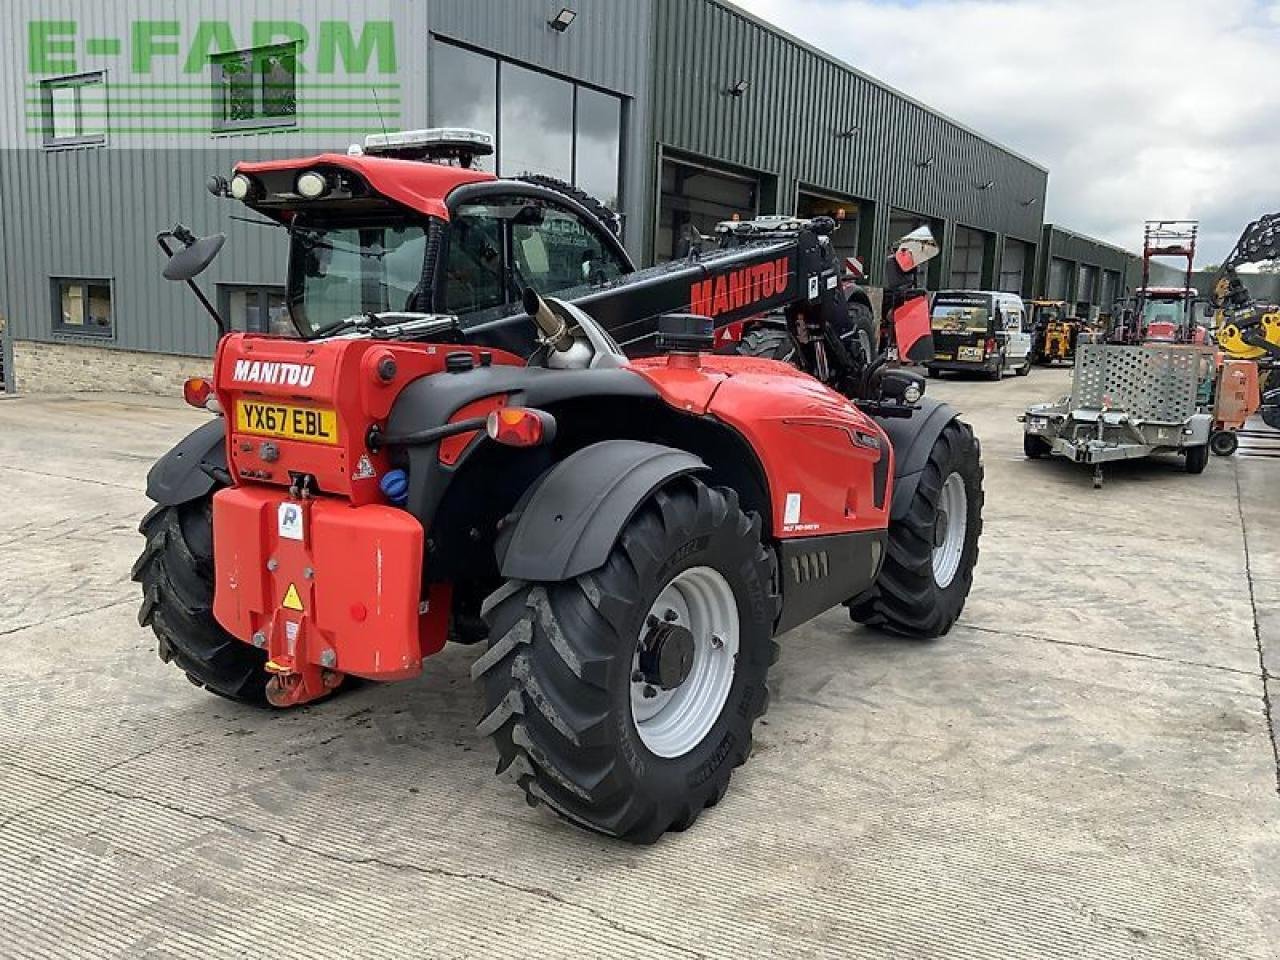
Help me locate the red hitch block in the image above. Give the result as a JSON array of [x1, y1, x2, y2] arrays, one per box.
[[211, 487, 446, 705]]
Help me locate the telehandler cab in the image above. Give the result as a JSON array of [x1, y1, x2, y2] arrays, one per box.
[[135, 129, 983, 842]]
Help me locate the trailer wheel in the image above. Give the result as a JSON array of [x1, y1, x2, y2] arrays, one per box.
[[1209, 431, 1238, 457], [1023, 432, 1051, 459], [735, 326, 798, 363], [475, 478, 778, 843], [132, 498, 269, 704], [1184, 443, 1210, 474], [849, 419, 983, 638]]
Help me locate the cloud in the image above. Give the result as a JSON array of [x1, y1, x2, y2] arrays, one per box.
[[732, 0, 1280, 263]]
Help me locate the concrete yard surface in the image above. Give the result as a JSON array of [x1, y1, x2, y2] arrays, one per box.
[[1, 373, 1278, 959]]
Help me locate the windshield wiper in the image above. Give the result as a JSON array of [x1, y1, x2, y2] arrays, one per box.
[[308, 311, 442, 340], [291, 224, 387, 260]]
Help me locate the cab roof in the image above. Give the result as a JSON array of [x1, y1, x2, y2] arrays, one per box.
[[235, 153, 495, 220]]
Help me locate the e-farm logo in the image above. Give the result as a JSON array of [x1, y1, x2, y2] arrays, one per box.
[[27, 18, 400, 139]]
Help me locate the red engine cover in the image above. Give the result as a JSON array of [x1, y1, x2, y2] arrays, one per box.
[[631, 355, 893, 536]]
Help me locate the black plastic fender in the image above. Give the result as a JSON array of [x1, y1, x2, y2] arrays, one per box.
[[874, 397, 961, 520], [497, 440, 707, 581], [144, 418, 228, 506]]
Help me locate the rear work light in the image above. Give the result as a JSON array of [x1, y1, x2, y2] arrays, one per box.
[[183, 377, 218, 411], [486, 407, 556, 448]]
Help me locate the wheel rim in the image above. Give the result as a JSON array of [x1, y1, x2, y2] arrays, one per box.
[[854, 328, 873, 366], [631, 566, 739, 759], [932, 472, 968, 589]]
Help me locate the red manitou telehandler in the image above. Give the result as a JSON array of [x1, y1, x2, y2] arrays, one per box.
[[135, 129, 981, 842]]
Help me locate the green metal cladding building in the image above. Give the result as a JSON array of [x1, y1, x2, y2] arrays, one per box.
[[1, 0, 1111, 393]]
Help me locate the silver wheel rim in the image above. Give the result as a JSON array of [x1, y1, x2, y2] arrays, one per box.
[[631, 566, 739, 759], [854, 328, 873, 365], [932, 472, 968, 589]]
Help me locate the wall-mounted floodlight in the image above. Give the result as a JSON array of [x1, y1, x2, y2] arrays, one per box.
[[838, 126, 861, 138], [979, 179, 996, 190], [1021, 197, 1039, 207], [548, 8, 577, 31], [916, 156, 935, 169], [727, 79, 750, 97]]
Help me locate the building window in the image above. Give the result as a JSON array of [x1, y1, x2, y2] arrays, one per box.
[[52, 279, 113, 338], [41, 72, 106, 147], [211, 44, 297, 132], [429, 40, 624, 209], [430, 43, 497, 164], [218, 285, 293, 336], [500, 63, 574, 184]]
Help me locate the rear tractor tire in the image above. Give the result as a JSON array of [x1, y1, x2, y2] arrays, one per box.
[[133, 497, 269, 705], [849, 419, 984, 638], [474, 477, 778, 843]]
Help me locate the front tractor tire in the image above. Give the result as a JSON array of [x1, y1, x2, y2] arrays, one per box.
[[735, 326, 798, 363], [133, 497, 269, 705], [474, 478, 778, 843], [850, 419, 984, 638]]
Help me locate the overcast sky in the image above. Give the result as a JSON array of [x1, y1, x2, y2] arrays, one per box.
[[734, 0, 1278, 264]]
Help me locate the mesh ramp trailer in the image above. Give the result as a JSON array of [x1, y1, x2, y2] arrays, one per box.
[[1021, 341, 1215, 487]]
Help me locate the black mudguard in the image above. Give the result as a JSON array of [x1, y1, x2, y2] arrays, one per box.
[[497, 440, 706, 581], [874, 397, 960, 520], [144, 418, 228, 506]]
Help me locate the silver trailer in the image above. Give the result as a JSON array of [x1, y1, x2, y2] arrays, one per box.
[[1021, 341, 1215, 487]]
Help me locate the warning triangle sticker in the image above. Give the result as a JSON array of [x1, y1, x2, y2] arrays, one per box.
[[282, 583, 304, 612]]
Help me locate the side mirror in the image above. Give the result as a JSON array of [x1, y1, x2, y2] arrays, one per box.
[[161, 226, 226, 281]]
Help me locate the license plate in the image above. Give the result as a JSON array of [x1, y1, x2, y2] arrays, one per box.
[[933, 353, 953, 361], [958, 345, 983, 361], [236, 401, 339, 445]]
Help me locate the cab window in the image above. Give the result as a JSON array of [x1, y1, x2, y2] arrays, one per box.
[[443, 211, 508, 314], [445, 193, 627, 317]]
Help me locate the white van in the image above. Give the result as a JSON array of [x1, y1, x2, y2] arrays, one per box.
[[927, 290, 1032, 380]]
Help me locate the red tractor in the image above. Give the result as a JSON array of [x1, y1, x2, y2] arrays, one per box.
[[136, 130, 982, 842]]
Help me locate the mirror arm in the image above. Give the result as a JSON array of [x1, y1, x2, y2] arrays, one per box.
[[156, 231, 228, 336]]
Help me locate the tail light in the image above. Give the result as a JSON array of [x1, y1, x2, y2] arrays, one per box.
[[985, 337, 997, 356], [486, 407, 556, 448], [183, 376, 218, 411]]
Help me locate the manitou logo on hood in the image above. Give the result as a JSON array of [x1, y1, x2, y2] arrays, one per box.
[[690, 257, 791, 318], [231, 359, 316, 388]]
